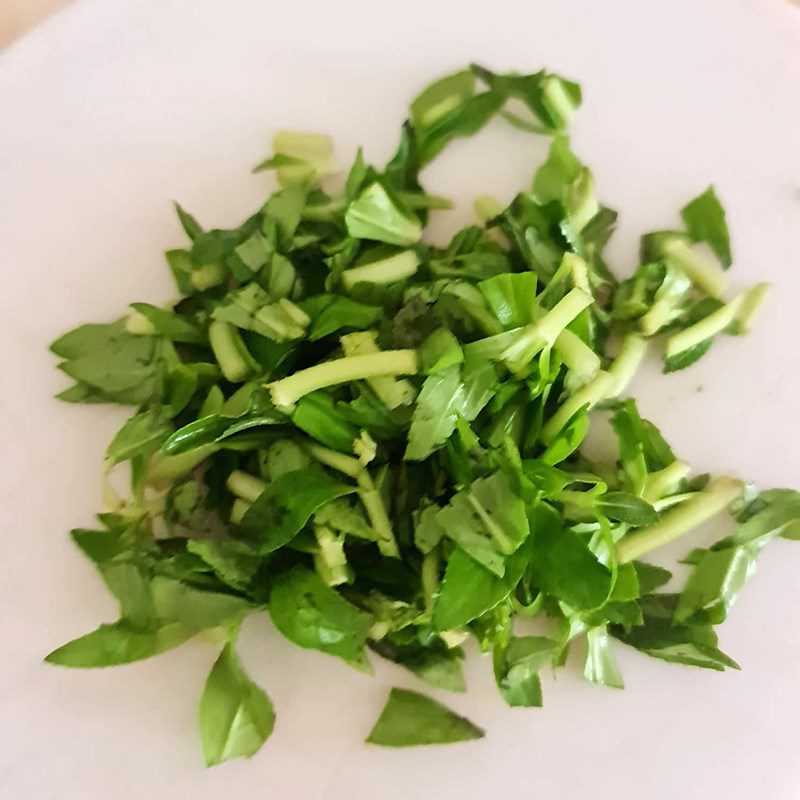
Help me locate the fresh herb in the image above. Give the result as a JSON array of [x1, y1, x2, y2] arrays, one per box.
[[47, 64, 796, 766]]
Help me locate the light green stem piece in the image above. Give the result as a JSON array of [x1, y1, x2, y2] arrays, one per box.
[[209, 320, 257, 383], [268, 349, 418, 409], [229, 498, 251, 525], [541, 370, 615, 444], [226, 470, 267, 503], [341, 250, 419, 290], [500, 287, 593, 372], [340, 332, 417, 408], [665, 292, 745, 359], [147, 444, 217, 489], [642, 460, 692, 504], [313, 524, 350, 587], [663, 238, 728, 298], [734, 282, 771, 334], [304, 441, 399, 558], [554, 329, 601, 383], [607, 334, 648, 396], [615, 476, 743, 563]]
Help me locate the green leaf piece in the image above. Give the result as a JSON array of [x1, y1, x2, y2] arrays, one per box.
[[366, 688, 484, 747], [200, 640, 275, 766]]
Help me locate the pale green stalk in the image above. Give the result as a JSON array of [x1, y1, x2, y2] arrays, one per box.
[[304, 441, 399, 558], [607, 334, 648, 396], [340, 332, 417, 408], [733, 282, 771, 334], [208, 320, 257, 383], [147, 444, 217, 489], [268, 349, 418, 408], [662, 238, 728, 298], [665, 292, 746, 359], [541, 370, 615, 443], [226, 470, 267, 503], [341, 250, 419, 290], [615, 476, 743, 563], [554, 329, 601, 383], [642, 460, 691, 503]]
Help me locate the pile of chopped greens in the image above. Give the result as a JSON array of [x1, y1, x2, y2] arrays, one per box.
[[47, 64, 799, 762]]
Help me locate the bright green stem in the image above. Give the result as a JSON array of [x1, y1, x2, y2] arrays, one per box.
[[665, 292, 746, 359], [147, 444, 217, 489], [607, 334, 648, 396], [340, 332, 417, 408], [642, 460, 691, 503], [399, 191, 453, 211], [663, 238, 728, 298], [541, 75, 578, 127], [541, 370, 615, 444], [358, 485, 400, 558], [421, 550, 441, 613], [269, 349, 418, 408], [304, 441, 363, 479], [562, 252, 591, 293], [341, 250, 419, 290], [304, 441, 399, 558], [226, 469, 267, 503], [554, 329, 601, 382], [501, 288, 593, 371], [567, 168, 598, 232], [209, 321, 257, 383], [615, 476, 743, 563], [640, 296, 684, 337]]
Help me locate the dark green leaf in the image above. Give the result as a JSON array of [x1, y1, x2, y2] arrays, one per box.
[[45, 577, 250, 668], [240, 467, 356, 552], [187, 540, 262, 591], [612, 594, 739, 671], [528, 503, 612, 610], [681, 186, 731, 267], [291, 392, 359, 452], [433, 543, 530, 631], [269, 567, 373, 663], [366, 688, 484, 747]]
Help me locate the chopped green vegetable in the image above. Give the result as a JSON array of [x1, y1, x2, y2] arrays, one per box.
[[47, 64, 795, 766]]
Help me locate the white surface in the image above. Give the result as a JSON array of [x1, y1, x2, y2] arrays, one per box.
[[1, 0, 799, 798]]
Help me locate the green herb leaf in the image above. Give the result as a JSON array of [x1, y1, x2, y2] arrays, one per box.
[[366, 688, 484, 747], [199, 640, 275, 766], [433, 543, 530, 631], [436, 470, 529, 576], [240, 467, 356, 552], [528, 503, 613, 610], [269, 566, 373, 664], [681, 186, 732, 267]]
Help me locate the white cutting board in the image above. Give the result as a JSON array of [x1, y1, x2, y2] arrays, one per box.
[[1, 0, 798, 797]]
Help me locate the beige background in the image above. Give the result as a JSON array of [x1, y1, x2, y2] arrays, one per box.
[[1, 0, 69, 48]]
